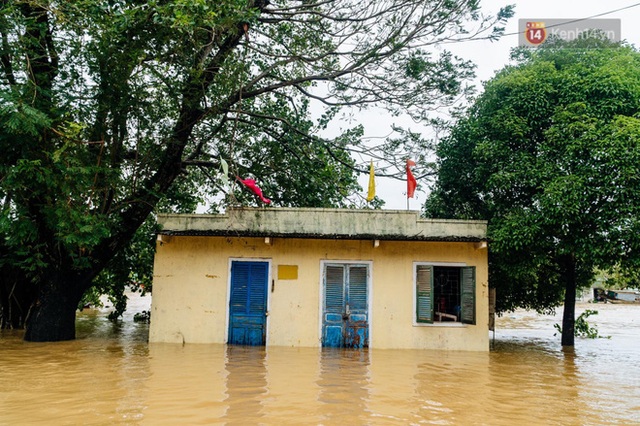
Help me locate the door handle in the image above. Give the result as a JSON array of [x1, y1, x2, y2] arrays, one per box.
[[342, 304, 351, 320]]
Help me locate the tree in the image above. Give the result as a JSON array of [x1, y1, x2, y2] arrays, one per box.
[[425, 37, 640, 346], [0, 0, 512, 341], [599, 264, 640, 290]]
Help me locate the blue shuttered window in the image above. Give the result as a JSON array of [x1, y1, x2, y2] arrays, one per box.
[[230, 263, 250, 314], [348, 266, 367, 312], [325, 265, 345, 314], [249, 263, 268, 315], [230, 262, 267, 316]]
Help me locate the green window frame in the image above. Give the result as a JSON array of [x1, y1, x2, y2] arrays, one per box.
[[415, 264, 476, 325], [416, 265, 433, 323]]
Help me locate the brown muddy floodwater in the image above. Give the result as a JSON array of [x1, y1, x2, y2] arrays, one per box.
[[1, 294, 639, 425]]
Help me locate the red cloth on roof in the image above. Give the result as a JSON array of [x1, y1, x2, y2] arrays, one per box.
[[237, 177, 271, 204], [406, 160, 417, 198]]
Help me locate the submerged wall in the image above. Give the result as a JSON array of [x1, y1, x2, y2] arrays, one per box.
[[150, 235, 489, 351]]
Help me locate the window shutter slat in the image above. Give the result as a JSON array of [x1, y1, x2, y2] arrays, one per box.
[[325, 265, 345, 313], [249, 263, 268, 314], [461, 266, 476, 325], [348, 266, 367, 311], [230, 263, 250, 314], [416, 265, 433, 323]]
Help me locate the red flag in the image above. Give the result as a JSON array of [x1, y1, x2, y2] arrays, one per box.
[[406, 159, 417, 198], [237, 177, 271, 204]]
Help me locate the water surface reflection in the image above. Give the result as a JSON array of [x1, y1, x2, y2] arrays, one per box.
[[1, 298, 639, 425]]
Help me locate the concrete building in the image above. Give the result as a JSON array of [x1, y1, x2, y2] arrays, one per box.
[[149, 208, 489, 351]]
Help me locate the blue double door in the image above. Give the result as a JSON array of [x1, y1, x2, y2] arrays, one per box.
[[228, 261, 269, 346], [322, 263, 370, 348], [228, 260, 370, 348]]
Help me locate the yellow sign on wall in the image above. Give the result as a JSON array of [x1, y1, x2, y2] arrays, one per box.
[[278, 265, 298, 280]]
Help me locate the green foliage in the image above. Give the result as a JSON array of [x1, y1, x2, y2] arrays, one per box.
[[0, 102, 53, 137], [426, 38, 640, 326], [203, 95, 362, 209], [554, 310, 609, 339], [600, 265, 640, 290], [0, 0, 513, 337], [87, 217, 157, 320], [133, 310, 150, 323]]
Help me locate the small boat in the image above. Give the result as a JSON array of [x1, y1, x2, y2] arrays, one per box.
[[594, 288, 640, 303], [608, 289, 640, 303]]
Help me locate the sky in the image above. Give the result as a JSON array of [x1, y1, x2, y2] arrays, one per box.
[[361, 0, 640, 210]]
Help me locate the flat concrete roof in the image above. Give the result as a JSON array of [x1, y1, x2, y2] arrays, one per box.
[[157, 208, 487, 242]]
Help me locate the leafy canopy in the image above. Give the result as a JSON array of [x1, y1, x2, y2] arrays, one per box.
[[0, 1, 513, 336], [426, 37, 640, 315]]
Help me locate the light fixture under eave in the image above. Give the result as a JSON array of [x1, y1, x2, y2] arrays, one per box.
[[475, 241, 488, 250], [157, 234, 173, 244]]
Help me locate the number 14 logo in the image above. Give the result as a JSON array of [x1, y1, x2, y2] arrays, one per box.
[[525, 22, 547, 45]]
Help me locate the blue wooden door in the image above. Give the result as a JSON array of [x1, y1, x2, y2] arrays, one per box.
[[228, 261, 269, 346], [322, 264, 369, 348]]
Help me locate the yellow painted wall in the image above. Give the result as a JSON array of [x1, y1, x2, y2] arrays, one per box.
[[149, 236, 489, 351]]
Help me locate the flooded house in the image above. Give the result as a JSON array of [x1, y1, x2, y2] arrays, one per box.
[[149, 208, 490, 351]]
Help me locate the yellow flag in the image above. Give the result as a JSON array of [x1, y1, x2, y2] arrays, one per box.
[[367, 160, 375, 202]]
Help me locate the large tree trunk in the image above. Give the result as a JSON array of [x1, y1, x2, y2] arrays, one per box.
[[561, 254, 577, 347], [8, 2, 250, 343], [23, 276, 86, 342]]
